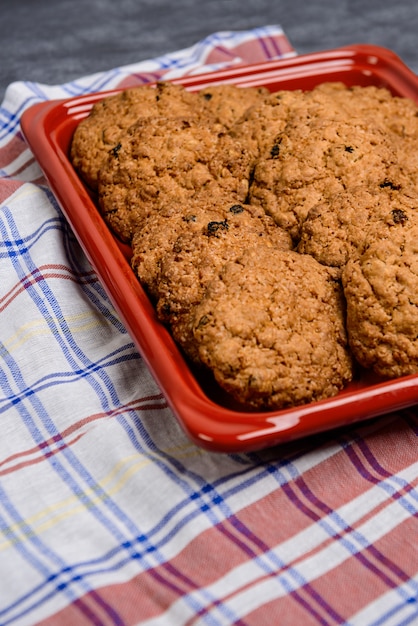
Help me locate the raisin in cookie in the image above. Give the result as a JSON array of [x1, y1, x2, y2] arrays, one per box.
[[130, 192, 235, 299], [229, 88, 303, 160], [198, 83, 269, 129], [154, 202, 292, 361], [305, 84, 418, 186], [298, 184, 418, 276], [342, 205, 418, 378], [98, 116, 253, 241], [70, 81, 208, 190], [228, 82, 401, 162], [192, 247, 353, 409], [249, 116, 399, 242]]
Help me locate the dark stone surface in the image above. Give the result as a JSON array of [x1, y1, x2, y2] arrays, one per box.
[[1, 0, 417, 101]]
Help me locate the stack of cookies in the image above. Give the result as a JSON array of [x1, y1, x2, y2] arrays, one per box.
[[70, 79, 418, 410]]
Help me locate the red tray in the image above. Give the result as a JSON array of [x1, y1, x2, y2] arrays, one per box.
[[21, 44, 418, 452]]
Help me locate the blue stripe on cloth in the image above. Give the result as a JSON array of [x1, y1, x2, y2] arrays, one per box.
[[368, 597, 418, 626], [54, 69, 125, 98], [92, 421, 327, 619], [0, 341, 313, 623], [0, 347, 141, 415], [0, 359, 165, 624], [1, 206, 127, 413], [42, 189, 130, 336], [0, 93, 43, 138], [0, 218, 62, 260], [0, 444, 300, 625], [0, 72, 119, 140], [0, 489, 109, 626], [0, 198, 169, 535], [1, 394, 415, 624]]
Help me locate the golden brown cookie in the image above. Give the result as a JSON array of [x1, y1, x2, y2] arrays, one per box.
[[313, 83, 418, 140], [154, 202, 292, 361], [70, 81, 209, 190], [228, 88, 303, 160], [228, 82, 382, 161], [297, 184, 418, 276], [192, 247, 353, 409], [198, 83, 269, 129], [131, 192, 234, 299], [98, 116, 253, 242], [249, 116, 399, 242], [305, 84, 418, 186], [342, 204, 418, 378]]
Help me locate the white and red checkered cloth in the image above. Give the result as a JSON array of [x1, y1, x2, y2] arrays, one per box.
[[0, 25, 417, 626]]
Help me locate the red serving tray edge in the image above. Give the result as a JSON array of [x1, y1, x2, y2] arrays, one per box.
[[20, 44, 418, 453]]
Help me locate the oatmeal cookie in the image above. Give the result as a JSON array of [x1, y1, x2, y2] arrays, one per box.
[[284, 82, 418, 134], [313, 83, 418, 140], [228, 82, 391, 161], [229, 88, 303, 159], [70, 81, 209, 190], [342, 205, 418, 378], [98, 116, 253, 242], [192, 247, 353, 409], [154, 202, 292, 361], [303, 84, 418, 185], [198, 83, 269, 129], [131, 192, 235, 299], [249, 116, 399, 242], [298, 185, 418, 276]]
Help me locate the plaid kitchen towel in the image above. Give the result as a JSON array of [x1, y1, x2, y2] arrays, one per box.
[[0, 24, 417, 626]]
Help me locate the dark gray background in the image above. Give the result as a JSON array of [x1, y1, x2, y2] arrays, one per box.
[[1, 0, 418, 102]]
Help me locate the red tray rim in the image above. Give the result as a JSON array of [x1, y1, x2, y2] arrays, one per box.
[[20, 43, 418, 452]]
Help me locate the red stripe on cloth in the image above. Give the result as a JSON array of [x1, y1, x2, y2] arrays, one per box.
[[243, 584, 345, 626], [32, 467, 418, 625], [37, 589, 128, 626], [34, 519, 254, 625], [0, 132, 27, 168], [0, 178, 24, 204], [247, 515, 418, 626], [30, 461, 348, 625], [204, 36, 294, 66], [32, 418, 417, 625], [340, 415, 418, 486], [117, 71, 170, 90], [114, 33, 295, 91], [0, 395, 167, 476], [1, 266, 91, 301], [0, 265, 98, 312], [244, 593, 325, 626], [6, 154, 37, 178]]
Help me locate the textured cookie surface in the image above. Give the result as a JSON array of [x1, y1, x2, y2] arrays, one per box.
[[342, 207, 418, 378], [229, 88, 303, 159], [130, 193, 235, 299], [249, 116, 399, 242], [98, 116, 253, 241], [192, 247, 353, 409], [70, 81, 207, 190], [231, 82, 418, 163], [298, 185, 418, 275], [154, 203, 292, 361], [198, 83, 269, 129]]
